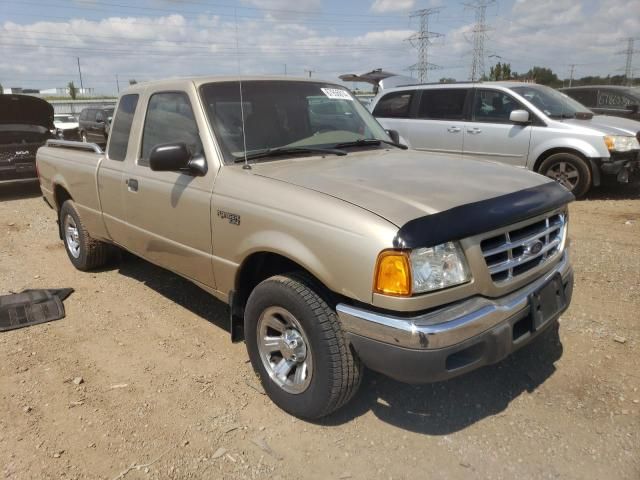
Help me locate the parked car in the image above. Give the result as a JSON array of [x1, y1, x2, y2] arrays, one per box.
[[0, 94, 54, 184], [37, 76, 574, 419], [78, 106, 114, 145], [53, 114, 79, 140], [560, 85, 640, 121], [371, 81, 640, 197]]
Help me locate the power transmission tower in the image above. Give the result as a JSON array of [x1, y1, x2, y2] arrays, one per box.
[[617, 37, 639, 86], [405, 8, 444, 84], [568, 64, 576, 87], [465, 0, 494, 82]]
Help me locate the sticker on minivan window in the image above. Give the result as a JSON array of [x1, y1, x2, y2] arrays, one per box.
[[321, 88, 353, 101]]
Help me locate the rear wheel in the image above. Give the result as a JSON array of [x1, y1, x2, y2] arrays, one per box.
[[60, 200, 112, 271], [244, 274, 362, 419], [539, 152, 592, 198]]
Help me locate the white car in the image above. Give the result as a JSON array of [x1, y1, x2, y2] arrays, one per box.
[[53, 114, 79, 140], [370, 81, 640, 197]]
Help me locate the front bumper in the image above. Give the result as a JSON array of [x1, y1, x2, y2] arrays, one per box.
[[598, 152, 640, 183], [336, 254, 573, 383]]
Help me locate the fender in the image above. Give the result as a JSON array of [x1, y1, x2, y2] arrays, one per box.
[[527, 137, 607, 170]]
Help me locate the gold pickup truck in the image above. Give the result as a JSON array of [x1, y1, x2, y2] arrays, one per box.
[[36, 76, 574, 419]]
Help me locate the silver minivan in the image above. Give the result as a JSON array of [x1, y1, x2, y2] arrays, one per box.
[[370, 81, 640, 196]]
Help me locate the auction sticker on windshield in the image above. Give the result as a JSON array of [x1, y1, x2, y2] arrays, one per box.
[[321, 88, 353, 101]]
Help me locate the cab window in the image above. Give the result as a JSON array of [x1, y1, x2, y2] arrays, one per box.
[[107, 94, 139, 161], [139, 92, 203, 167]]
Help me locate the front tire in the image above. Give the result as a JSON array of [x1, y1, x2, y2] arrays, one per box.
[[244, 274, 362, 419], [60, 200, 112, 271], [539, 152, 592, 198]]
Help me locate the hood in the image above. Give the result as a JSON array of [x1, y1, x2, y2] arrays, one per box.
[[250, 149, 553, 227], [563, 114, 640, 136], [0, 94, 54, 129]]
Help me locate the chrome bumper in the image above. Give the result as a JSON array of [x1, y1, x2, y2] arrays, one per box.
[[337, 253, 572, 350]]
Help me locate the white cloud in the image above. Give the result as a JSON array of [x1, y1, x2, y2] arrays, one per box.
[[240, 0, 321, 11], [371, 0, 415, 13]]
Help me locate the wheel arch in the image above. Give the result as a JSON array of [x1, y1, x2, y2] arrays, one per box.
[[230, 250, 338, 342], [533, 147, 601, 187]]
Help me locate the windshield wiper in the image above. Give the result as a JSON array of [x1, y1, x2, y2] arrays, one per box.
[[235, 146, 347, 162], [332, 138, 408, 150]]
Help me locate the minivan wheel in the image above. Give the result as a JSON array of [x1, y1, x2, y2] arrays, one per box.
[[59, 200, 112, 271], [244, 274, 362, 419], [539, 152, 592, 198]]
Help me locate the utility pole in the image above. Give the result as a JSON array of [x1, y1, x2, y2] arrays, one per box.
[[284, 64, 287, 76], [465, 0, 495, 82], [304, 69, 315, 78], [405, 8, 443, 84], [568, 64, 576, 87], [115, 74, 120, 93], [76, 57, 84, 93], [617, 37, 639, 86]]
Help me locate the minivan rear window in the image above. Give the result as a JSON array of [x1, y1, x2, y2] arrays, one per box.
[[373, 91, 414, 118], [417, 89, 468, 120]]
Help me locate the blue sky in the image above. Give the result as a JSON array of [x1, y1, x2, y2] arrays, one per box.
[[0, 0, 638, 94]]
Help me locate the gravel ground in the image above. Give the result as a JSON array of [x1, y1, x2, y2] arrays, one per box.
[[1, 181, 638, 480]]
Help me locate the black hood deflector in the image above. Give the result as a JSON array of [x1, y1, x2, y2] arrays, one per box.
[[0, 94, 54, 129], [393, 181, 574, 249]]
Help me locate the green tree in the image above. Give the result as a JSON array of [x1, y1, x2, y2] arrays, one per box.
[[489, 62, 512, 81], [525, 66, 559, 86], [68, 81, 77, 100], [0, 82, 3, 94], [439, 77, 457, 83]]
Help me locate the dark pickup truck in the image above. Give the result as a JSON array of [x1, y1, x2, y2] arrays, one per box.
[[0, 94, 54, 184]]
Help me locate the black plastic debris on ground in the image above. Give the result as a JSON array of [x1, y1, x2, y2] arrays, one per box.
[[0, 289, 74, 332]]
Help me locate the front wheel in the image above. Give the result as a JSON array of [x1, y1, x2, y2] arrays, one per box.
[[244, 274, 362, 419], [539, 152, 592, 198]]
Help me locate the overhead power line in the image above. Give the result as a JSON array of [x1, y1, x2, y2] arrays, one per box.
[[405, 8, 444, 84], [465, 0, 495, 82]]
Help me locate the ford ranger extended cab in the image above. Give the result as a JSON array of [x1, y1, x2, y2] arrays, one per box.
[[36, 77, 574, 419]]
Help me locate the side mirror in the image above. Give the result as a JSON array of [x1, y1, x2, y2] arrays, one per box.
[[149, 142, 207, 176], [386, 129, 401, 144], [509, 110, 530, 124]]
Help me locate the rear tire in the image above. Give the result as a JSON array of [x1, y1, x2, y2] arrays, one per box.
[[244, 274, 362, 419], [539, 152, 592, 198], [60, 200, 112, 271]]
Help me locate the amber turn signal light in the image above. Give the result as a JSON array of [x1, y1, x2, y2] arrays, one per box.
[[374, 250, 412, 296]]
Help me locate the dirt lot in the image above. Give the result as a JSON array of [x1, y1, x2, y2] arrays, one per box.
[[1, 181, 638, 480]]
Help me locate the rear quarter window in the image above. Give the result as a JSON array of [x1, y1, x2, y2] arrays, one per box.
[[107, 94, 139, 161], [373, 91, 414, 118]]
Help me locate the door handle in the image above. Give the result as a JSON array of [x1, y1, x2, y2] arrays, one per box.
[[447, 126, 461, 133], [467, 128, 482, 134], [126, 178, 139, 192]]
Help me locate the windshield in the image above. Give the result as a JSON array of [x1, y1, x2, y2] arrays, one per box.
[[200, 80, 391, 163], [54, 115, 77, 122], [509, 84, 592, 119]]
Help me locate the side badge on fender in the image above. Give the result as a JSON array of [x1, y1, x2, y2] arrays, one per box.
[[217, 210, 241, 226]]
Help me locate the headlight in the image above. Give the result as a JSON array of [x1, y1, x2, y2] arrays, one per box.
[[410, 242, 471, 293], [604, 135, 640, 152], [374, 242, 472, 296]]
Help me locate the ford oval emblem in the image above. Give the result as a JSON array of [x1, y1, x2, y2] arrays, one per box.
[[525, 240, 544, 256]]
